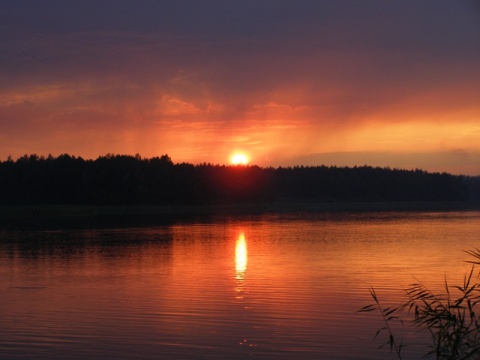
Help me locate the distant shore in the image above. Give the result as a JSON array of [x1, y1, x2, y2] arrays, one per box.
[[2, 201, 480, 218]]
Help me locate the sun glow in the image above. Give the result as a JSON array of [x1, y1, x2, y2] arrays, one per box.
[[230, 153, 249, 165]]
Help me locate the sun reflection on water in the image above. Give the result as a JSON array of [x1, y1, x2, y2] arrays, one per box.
[[235, 232, 247, 275], [235, 232, 248, 299]]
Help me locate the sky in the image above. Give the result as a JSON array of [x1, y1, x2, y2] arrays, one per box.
[[1, 1, 479, 175]]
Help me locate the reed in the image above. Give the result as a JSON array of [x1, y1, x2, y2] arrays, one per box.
[[359, 248, 480, 359]]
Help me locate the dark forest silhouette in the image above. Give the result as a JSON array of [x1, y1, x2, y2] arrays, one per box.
[[0, 154, 479, 206]]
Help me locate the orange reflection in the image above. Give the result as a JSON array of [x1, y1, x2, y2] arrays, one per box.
[[235, 232, 248, 276], [235, 232, 248, 301]]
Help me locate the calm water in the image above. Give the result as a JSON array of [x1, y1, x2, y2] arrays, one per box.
[[1, 211, 479, 359]]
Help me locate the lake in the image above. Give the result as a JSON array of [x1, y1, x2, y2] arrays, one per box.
[[1, 210, 479, 359]]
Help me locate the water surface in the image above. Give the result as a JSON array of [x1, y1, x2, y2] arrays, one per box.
[[1, 211, 479, 359]]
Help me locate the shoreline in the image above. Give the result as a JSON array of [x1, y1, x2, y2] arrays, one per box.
[[1, 201, 479, 230], [2, 201, 480, 218]]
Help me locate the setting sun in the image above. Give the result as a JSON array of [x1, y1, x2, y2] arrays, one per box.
[[230, 153, 249, 165]]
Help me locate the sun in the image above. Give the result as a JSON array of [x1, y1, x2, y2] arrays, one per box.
[[230, 153, 249, 165]]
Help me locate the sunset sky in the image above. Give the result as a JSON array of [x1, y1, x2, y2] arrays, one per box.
[[1, 1, 479, 175]]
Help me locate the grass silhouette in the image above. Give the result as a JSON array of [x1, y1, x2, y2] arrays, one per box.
[[359, 249, 480, 359]]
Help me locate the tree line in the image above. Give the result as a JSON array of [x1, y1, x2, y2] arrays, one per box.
[[0, 153, 478, 206]]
